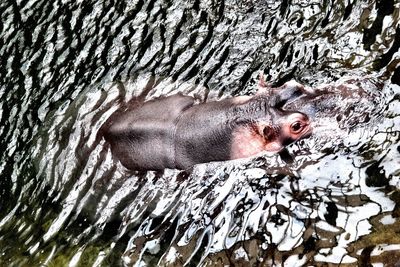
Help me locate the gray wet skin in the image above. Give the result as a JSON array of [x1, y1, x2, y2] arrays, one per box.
[[102, 90, 311, 171]]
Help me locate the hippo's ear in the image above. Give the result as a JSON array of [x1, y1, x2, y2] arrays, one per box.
[[258, 72, 272, 92], [259, 72, 267, 88], [262, 125, 276, 141]]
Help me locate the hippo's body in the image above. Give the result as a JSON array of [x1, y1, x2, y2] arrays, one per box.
[[103, 90, 311, 171]]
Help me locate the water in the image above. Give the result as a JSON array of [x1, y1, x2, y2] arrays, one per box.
[[0, 0, 399, 266]]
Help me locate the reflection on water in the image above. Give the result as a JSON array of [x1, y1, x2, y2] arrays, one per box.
[[0, 0, 399, 266]]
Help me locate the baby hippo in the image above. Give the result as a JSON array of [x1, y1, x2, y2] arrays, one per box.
[[102, 91, 311, 171]]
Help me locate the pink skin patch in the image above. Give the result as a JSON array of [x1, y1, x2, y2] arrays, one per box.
[[230, 113, 311, 159]]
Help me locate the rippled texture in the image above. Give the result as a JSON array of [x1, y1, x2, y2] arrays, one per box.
[[0, 0, 400, 266]]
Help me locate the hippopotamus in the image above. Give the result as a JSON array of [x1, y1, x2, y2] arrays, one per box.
[[102, 84, 312, 171]]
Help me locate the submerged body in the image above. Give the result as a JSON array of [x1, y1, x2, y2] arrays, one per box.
[[261, 77, 384, 130], [103, 92, 311, 171]]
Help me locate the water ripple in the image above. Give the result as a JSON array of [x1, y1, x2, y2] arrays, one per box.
[[0, 0, 399, 266]]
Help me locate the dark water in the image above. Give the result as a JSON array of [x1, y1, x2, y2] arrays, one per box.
[[1, 0, 400, 266]]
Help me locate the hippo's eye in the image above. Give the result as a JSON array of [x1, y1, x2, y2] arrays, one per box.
[[290, 121, 303, 134]]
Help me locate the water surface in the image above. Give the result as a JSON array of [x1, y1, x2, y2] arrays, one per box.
[[0, 0, 400, 266]]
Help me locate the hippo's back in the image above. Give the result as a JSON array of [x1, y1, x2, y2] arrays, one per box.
[[103, 94, 195, 170]]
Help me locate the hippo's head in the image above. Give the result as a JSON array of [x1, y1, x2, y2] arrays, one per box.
[[231, 110, 312, 159]]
